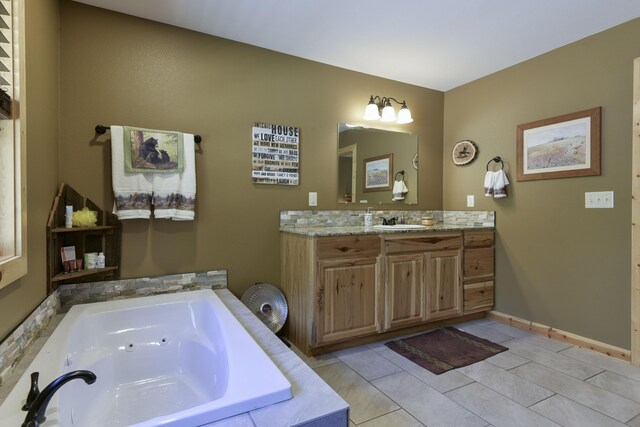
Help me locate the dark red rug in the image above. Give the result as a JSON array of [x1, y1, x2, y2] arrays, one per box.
[[385, 326, 508, 375]]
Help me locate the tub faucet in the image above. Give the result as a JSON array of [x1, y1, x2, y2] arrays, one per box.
[[22, 370, 97, 427]]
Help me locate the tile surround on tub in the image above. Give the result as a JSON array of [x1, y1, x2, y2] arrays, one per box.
[[280, 209, 494, 228], [0, 270, 227, 385]]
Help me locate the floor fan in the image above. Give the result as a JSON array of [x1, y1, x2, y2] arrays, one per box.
[[241, 283, 290, 346]]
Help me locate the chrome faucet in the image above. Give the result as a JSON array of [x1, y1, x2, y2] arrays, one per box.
[[22, 370, 97, 427]]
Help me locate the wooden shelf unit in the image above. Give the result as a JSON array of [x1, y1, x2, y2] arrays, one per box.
[[46, 183, 122, 293]]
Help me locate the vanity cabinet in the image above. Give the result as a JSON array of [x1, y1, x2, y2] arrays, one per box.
[[384, 234, 462, 330], [462, 230, 495, 313], [281, 229, 491, 355]]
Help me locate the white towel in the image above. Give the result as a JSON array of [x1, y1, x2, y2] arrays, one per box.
[[152, 134, 196, 220], [493, 170, 510, 198], [392, 179, 409, 201], [110, 125, 153, 219], [484, 171, 495, 197]]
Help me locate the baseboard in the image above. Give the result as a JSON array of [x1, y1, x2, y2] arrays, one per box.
[[488, 310, 631, 363]]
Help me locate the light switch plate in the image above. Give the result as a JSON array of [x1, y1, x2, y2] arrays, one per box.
[[466, 195, 475, 208], [585, 191, 614, 208], [308, 192, 318, 206]]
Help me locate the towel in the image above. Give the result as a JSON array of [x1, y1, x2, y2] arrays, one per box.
[[484, 171, 495, 197], [392, 179, 409, 201], [493, 170, 510, 198], [152, 133, 196, 220], [110, 125, 153, 219]]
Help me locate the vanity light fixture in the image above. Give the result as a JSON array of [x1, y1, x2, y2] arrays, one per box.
[[363, 95, 413, 124]]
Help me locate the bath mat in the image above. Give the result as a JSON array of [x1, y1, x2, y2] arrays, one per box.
[[385, 326, 508, 375]]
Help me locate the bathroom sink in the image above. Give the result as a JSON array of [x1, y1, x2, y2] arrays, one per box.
[[373, 224, 428, 230]]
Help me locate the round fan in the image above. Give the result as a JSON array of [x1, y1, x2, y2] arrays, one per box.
[[241, 283, 288, 334]]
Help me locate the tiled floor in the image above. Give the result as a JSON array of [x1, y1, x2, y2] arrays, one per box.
[[292, 318, 640, 427]]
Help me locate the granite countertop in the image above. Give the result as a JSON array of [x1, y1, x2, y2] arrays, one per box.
[[280, 223, 493, 237]]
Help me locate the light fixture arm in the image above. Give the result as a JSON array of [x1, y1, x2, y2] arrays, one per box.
[[368, 95, 407, 109]]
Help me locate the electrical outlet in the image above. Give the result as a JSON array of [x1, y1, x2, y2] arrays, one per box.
[[308, 192, 318, 207], [467, 195, 475, 208], [585, 191, 614, 208]]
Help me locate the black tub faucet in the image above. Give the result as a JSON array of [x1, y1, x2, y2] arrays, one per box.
[[22, 370, 97, 427]]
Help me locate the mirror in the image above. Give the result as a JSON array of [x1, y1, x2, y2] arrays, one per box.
[[338, 123, 418, 204]]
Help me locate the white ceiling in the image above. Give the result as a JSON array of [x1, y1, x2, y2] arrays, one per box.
[[73, 0, 640, 91]]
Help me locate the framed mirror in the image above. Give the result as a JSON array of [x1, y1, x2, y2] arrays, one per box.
[[338, 123, 418, 204]]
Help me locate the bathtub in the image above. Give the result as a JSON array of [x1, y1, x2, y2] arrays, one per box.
[[0, 290, 292, 426]]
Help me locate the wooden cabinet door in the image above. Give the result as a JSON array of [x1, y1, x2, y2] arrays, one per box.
[[385, 253, 425, 330], [316, 257, 381, 344], [426, 249, 462, 320]]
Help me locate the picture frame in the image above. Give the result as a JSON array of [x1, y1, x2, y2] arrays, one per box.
[[516, 107, 601, 181], [363, 153, 393, 192]]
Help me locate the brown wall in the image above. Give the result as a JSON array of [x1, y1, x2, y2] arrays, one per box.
[[58, 1, 443, 299], [0, 0, 60, 338], [443, 18, 640, 348]]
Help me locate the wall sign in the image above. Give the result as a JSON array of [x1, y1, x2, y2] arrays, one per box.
[[252, 122, 300, 185]]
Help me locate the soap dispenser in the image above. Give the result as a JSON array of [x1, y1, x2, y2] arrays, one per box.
[[364, 208, 373, 227]]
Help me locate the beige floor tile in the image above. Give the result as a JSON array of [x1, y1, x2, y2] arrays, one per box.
[[559, 346, 640, 382], [530, 394, 627, 427], [456, 361, 554, 406], [446, 382, 560, 427], [358, 409, 425, 427], [376, 347, 474, 393], [508, 340, 603, 380], [290, 345, 340, 369], [373, 371, 488, 427], [587, 370, 640, 403], [511, 362, 640, 423], [334, 346, 403, 381], [314, 361, 399, 424], [484, 350, 529, 370]]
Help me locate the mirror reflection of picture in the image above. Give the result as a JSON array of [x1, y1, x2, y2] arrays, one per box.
[[364, 154, 393, 192], [337, 124, 417, 204]]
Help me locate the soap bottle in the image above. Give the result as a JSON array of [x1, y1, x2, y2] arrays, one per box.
[[96, 252, 105, 269], [364, 208, 373, 227]]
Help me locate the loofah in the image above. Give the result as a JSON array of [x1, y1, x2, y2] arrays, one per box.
[[71, 207, 98, 227]]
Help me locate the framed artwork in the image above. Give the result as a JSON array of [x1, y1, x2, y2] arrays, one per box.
[[451, 140, 478, 166], [517, 107, 601, 181], [363, 153, 393, 192]]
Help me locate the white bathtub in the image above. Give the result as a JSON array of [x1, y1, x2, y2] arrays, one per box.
[[0, 290, 292, 426]]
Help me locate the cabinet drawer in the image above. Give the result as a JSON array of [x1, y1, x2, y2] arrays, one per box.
[[317, 235, 381, 259], [464, 281, 494, 313], [463, 230, 494, 248], [464, 247, 494, 278], [385, 233, 461, 254]]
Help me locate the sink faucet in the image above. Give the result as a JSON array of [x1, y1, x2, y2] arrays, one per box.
[[22, 370, 97, 427], [380, 216, 398, 226]]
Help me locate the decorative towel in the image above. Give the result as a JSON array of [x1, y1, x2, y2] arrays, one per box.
[[111, 125, 153, 219], [152, 134, 196, 220], [392, 179, 409, 201], [493, 170, 509, 198], [484, 171, 495, 197]]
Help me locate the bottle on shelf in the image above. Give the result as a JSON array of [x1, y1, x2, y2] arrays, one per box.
[[96, 252, 105, 269]]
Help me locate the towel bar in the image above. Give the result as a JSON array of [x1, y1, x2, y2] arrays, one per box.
[[95, 125, 202, 144]]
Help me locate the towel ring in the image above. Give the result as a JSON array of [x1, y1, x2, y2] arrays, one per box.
[[486, 156, 504, 171], [394, 170, 405, 180]]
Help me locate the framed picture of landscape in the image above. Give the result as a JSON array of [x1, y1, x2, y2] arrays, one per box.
[[516, 107, 601, 181], [363, 153, 393, 192]]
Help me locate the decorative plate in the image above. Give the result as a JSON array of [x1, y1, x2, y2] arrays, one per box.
[[451, 140, 478, 166]]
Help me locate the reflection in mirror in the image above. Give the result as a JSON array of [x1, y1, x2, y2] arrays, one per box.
[[338, 123, 418, 204]]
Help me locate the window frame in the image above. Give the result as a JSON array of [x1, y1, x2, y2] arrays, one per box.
[[0, 0, 26, 290]]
